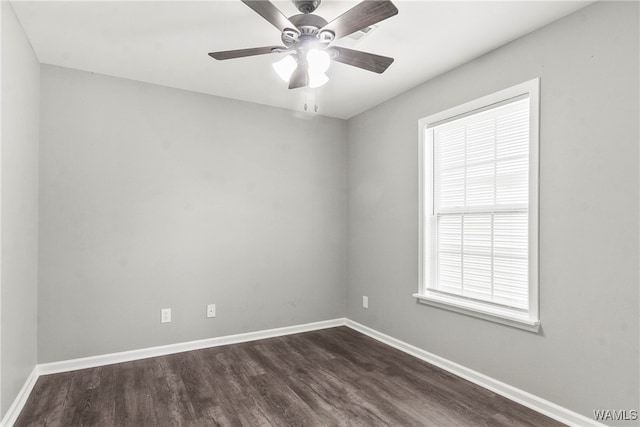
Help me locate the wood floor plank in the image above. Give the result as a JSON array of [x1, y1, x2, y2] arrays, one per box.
[[14, 327, 565, 427]]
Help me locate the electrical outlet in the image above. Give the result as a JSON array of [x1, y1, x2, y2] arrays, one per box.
[[207, 304, 216, 318], [362, 296, 369, 309], [161, 308, 171, 323]]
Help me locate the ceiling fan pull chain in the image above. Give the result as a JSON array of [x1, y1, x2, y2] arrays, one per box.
[[304, 88, 310, 112], [314, 88, 319, 113]]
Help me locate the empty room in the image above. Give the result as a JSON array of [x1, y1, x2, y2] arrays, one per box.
[[1, 0, 638, 426]]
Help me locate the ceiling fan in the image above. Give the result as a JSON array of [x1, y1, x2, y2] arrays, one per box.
[[208, 0, 398, 89]]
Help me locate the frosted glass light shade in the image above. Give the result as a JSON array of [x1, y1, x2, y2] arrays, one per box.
[[272, 55, 297, 82], [307, 49, 330, 88], [273, 50, 330, 88], [306, 49, 331, 73]]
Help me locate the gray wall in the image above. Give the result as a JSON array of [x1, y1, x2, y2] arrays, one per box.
[[0, 0, 40, 418], [347, 1, 638, 423], [38, 65, 347, 363]]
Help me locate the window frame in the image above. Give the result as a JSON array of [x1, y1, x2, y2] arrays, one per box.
[[415, 78, 540, 332]]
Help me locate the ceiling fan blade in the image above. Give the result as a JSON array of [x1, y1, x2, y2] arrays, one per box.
[[242, 0, 299, 32], [330, 47, 394, 73], [288, 63, 308, 89], [320, 0, 398, 40], [208, 46, 287, 60]]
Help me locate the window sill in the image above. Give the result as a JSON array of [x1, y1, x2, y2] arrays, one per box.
[[413, 292, 540, 333]]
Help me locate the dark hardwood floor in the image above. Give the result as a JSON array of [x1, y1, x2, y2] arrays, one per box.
[[15, 327, 564, 426]]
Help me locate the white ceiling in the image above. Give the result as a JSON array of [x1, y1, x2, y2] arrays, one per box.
[[10, 0, 592, 119]]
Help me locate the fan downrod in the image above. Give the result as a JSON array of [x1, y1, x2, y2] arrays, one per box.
[[293, 0, 321, 14]]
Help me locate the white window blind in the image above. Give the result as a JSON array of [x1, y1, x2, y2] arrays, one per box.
[[430, 97, 530, 310], [416, 79, 539, 331]]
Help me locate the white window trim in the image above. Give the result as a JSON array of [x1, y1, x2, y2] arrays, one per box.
[[415, 78, 540, 332]]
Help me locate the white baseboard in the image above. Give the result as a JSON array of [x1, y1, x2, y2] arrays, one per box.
[[38, 318, 347, 375], [345, 319, 602, 427], [1, 366, 40, 427], [2, 317, 600, 427]]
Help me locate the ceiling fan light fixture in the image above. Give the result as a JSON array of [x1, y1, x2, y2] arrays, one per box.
[[273, 54, 297, 82], [210, 0, 398, 90]]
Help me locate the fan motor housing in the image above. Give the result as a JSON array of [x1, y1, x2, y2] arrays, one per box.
[[289, 14, 328, 30], [282, 14, 332, 47]]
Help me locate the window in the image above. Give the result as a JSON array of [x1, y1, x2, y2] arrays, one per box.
[[415, 79, 540, 331]]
